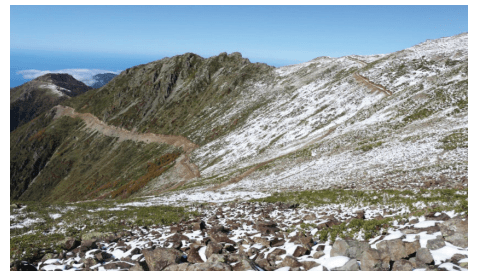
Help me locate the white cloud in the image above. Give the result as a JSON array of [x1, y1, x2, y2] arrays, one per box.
[[16, 69, 123, 86]]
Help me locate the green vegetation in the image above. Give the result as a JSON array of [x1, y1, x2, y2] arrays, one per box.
[[317, 218, 393, 242], [403, 108, 434, 123], [437, 131, 467, 150], [11, 112, 179, 202], [10, 200, 199, 261], [252, 188, 468, 214], [66, 53, 273, 145], [356, 141, 384, 152]]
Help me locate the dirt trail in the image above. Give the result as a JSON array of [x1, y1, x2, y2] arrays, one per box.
[[53, 105, 200, 189], [353, 73, 393, 96], [348, 57, 368, 66], [348, 57, 392, 96]]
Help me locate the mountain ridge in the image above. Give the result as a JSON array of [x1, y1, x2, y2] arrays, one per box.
[[10, 33, 467, 203]]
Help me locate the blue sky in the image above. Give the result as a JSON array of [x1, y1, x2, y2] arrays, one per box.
[[10, 5, 468, 87]]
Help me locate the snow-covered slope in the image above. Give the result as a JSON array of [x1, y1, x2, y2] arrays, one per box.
[[162, 33, 468, 200]]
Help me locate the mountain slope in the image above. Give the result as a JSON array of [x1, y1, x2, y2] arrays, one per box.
[[90, 73, 117, 89], [10, 73, 91, 132], [10, 33, 468, 203]]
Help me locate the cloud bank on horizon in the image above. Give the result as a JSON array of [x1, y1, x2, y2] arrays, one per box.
[[16, 68, 122, 86]]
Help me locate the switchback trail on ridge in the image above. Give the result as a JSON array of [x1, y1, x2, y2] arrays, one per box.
[[53, 105, 201, 192]]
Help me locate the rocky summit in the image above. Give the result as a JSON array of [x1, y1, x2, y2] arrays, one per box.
[[10, 33, 467, 271]]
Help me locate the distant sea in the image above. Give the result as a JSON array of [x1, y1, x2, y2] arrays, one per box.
[[11, 49, 295, 88], [10, 49, 164, 88]]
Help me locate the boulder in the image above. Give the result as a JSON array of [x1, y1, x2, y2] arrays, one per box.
[[438, 218, 468, 248], [416, 248, 434, 264], [360, 249, 389, 271], [355, 210, 365, 220], [404, 240, 420, 256], [313, 251, 325, 259], [426, 236, 446, 250], [331, 258, 359, 271], [142, 248, 183, 271], [186, 262, 232, 271], [292, 246, 310, 257], [103, 261, 133, 270], [302, 261, 320, 271], [192, 221, 206, 231], [391, 259, 413, 271], [205, 241, 223, 258], [187, 244, 204, 263], [376, 239, 407, 261], [279, 255, 302, 269], [330, 240, 370, 260], [255, 220, 279, 235], [209, 232, 235, 245]]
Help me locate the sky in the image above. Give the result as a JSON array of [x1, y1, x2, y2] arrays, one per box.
[[10, 5, 468, 87]]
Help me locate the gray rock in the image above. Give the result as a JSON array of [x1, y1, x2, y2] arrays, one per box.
[[279, 255, 302, 268], [416, 248, 434, 264], [205, 240, 223, 258], [360, 248, 389, 271], [392, 259, 413, 271], [313, 251, 325, 259], [427, 236, 446, 250], [330, 239, 370, 260], [302, 261, 319, 271], [331, 258, 359, 271], [187, 244, 204, 263], [292, 246, 309, 257], [438, 218, 468, 248], [187, 262, 232, 271], [376, 239, 407, 261], [142, 248, 183, 271]]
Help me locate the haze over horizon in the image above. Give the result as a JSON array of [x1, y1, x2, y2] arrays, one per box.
[[10, 5, 468, 87]]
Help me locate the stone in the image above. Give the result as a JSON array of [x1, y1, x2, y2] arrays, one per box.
[[103, 261, 132, 270], [142, 248, 183, 271], [438, 218, 468, 248], [302, 261, 319, 271], [355, 210, 365, 220], [270, 238, 285, 247], [409, 257, 427, 269], [313, 251, 325, 259], [192, 221, 206, 231], [129, 261, 147, 271], [332, 258, 359, 271], [376, 239, 407, 261], [450, 253, 466, 264], [205, 241, 223, 258], [95, 251, 112, 262], [187, 244, 204, 263], [255, 258, 275, 271], [279, 255, 302, 268], [255, 220, 279, 235], [210, 232, 235, 245], [267, 248, 286, 259], [292, 246, 310, 257], [253, 237, 270, 247], [360, 249, 389, 271], [392, 259, 413, 271], [404, 240, 421, 256], [206, 253, 227, 263], [416, 248, 434, 264], [61, 237, 80, 251], [303, 213, 317, 220], [231, 257, 259, 271], [426, 236, 446, 250], [187, 262, 232, 271], [162, 263, 191, 271], [330, 239, 370, 260]]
